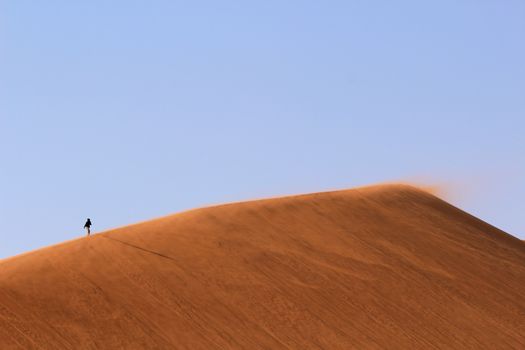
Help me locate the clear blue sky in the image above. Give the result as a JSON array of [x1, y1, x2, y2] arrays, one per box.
[[1, 1, 524, 258]]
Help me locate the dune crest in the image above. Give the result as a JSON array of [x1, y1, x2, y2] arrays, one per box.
[[1, 184, 524, 349]]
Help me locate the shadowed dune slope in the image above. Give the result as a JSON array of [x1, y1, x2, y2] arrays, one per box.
[[1, 185, 524, 349]]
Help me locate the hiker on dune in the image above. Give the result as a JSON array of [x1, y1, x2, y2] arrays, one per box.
[[84, 218, 92, 236]]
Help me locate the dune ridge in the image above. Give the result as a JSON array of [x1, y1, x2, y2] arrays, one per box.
[[0, 184, 524, 349]]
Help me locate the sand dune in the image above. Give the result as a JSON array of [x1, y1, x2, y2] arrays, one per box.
[[0, 185, 524, 349]]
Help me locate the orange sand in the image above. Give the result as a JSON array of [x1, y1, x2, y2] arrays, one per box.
[[0, 185, 524, 349]]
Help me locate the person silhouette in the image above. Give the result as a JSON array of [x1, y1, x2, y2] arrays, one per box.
[[84, 218, 92, 236]]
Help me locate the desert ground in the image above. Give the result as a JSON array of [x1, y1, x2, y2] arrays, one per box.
[[0, 185, 524, 349]]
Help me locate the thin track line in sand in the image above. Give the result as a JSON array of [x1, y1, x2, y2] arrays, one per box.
[[102, 235, 176, 261]]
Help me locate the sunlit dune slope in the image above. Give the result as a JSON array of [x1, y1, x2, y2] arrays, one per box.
[[1, 185, 524, 349]]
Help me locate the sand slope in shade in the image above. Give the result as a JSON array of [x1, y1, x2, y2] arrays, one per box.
[[0, 185, 524, 349]]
